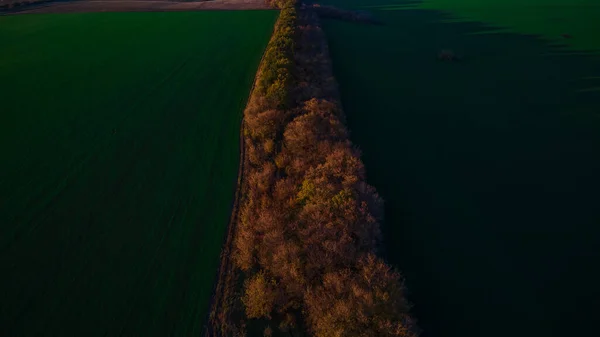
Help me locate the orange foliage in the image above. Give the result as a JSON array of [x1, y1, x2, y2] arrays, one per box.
[[245, 109, 286, 141], [264, 0, 296, 9], [304, 254, 417, 337], [232, 6, 417, 337], [242, 271, 278, 319]]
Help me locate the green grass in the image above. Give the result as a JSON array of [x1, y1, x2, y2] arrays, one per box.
[[417, 0, 600, 52], [325, 0, 600, 52], [0, 10, 277, 335], [320, 1, 600, 337]]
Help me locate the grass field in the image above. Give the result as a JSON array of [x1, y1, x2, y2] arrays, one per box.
[[321, 1, 600, 337], [326, 0, 600, 53], [417, 0, 600, 53], [0, 11, 277, 335]]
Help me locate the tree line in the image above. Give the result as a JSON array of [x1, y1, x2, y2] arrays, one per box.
[[230, 2, 419, 336]]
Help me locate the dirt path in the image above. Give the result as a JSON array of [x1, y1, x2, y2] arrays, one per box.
[[3, 0, 268, 14]]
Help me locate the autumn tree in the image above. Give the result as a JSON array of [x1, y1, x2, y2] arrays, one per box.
[[242, 271, 278, 319], [246, 109, 286, 142], [265, 0, 297, 9], [229, 5, 417, 337], [233, 206, 258, 272], [279, 98, 349, 175], [304, 254, 418, 337]]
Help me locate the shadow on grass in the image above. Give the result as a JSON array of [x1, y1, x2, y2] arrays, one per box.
[[323, 5, 600, 337]]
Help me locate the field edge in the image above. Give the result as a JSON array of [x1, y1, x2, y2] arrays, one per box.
[[204, 9, 281, 337]]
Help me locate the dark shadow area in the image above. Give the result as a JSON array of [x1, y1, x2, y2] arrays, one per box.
[[319, 0, 421, 10], [310, 4, 384, 25], [322, 4, 600, 337]]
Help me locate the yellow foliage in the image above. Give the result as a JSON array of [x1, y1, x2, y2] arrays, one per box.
[[297, 179, 316, 203], [242, 271, 277, 319]]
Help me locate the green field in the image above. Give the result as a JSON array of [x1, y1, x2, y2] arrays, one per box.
[[321, 1, 600, 337], [0, 11, 277, 335], [417, 0, 600, 53], [327, 0, 600, 52]]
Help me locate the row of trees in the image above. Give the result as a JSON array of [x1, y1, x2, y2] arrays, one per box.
[[0, 0, 50, 9], [233, 5, 418, 337], [264, 0, 297, 9]]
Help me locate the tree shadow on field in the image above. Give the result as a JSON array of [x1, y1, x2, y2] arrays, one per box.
[[323, 4, 600, 337]]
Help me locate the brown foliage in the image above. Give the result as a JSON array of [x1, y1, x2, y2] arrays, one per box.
[[298, 147, 365, 199], [276, 98, 349, 176], [282, 99, 348, 169], [305, 254, 417, 337], [265, 0, 296, 9], [233, 206, 257, 272], [242, 271, 278, 319], [231, 6, 417, 337], [248, 162, 277, 194], [245, 109, 285, 141], [293, 18, 340, 101], [245, 95, 270, 117]]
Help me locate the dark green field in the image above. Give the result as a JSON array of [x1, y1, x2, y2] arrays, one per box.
[[0, 11, 276, 335], [322, 1, 600, 337]]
